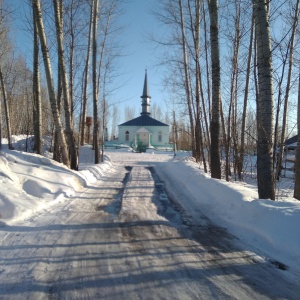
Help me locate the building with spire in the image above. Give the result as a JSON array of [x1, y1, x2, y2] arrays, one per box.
[[118, 70, 170, 151]]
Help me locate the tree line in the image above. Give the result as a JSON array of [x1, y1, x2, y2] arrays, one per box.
[[151, 0, 300, 201], [0, 0, 300, 201], [0, 0, 123, 168]]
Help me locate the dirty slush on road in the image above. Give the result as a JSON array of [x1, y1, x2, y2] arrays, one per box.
[[0, 164, 298, 299]]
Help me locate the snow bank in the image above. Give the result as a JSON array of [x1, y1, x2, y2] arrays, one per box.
[[0, 143, 112, 224], [154, 159, 300, 272]]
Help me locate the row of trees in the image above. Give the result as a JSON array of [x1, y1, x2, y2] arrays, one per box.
[[1, 0, 300, 201], [0, 0, 123, 168], [153, 0, 300, 200]]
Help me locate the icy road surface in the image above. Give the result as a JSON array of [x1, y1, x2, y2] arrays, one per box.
[[0, 163, 299, 299]]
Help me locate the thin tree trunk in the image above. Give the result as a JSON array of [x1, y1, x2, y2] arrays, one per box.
[[95, 2, 115, 161], [53, 0, 78, 170], [225, 2, 241, 181], [187, 0, 201, 162], [199, 69, 210, 164], [80, 2, 93, 146], [33, 8, 43, 155], [92, 0, 100, 164], [188, 0, 207, 170], [253, 0, 275, 199], [173, 110, 178, 153], [53, 0, 63, 163], [53, 64, 62, 163], [0, 78, 2, 149], [32, 0, 70, 167], [96, 3, 113, 105], [179, 0, 196, 158], [208, 0, 221, 179], [275, 0, 299, 181], [69, 0, 75, 127], [294, 66, 300, 200], [238, 12, 254, 180], [273, 51, 288, 171], [220, 99, 227, 176], [0, 65, 13, 150], [101, 98, 107, 163], [202, 2, 211, 124]]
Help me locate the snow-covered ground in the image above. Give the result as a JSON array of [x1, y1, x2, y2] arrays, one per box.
[[0, 135, 299, 279]]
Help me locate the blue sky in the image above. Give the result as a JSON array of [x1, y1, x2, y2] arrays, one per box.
[[115, 0, 167, 120], [9, 0, 167, 124]]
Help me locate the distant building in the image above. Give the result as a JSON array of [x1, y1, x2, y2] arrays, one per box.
[[281, 135, 298, 178], [285, 135, 298, 150], [118, 70, 170, 151]]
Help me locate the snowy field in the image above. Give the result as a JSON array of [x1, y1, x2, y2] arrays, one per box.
[[0, 135, 299, 281]]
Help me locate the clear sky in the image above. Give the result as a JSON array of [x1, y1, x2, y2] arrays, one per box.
[[9, 0, 168, 124], [6, 1, 299, 139], [115, 0, 167, 121]]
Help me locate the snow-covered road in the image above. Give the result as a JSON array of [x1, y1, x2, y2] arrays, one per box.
[[0, 162, 299, 299]]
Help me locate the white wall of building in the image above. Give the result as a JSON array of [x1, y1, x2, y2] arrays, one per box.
[[118, 125, 169, 147]]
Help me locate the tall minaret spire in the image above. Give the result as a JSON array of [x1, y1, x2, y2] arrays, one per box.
[[140, 69, 151, 115]]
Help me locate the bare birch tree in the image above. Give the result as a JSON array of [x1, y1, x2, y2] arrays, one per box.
[[0, 77, 1, 149], [179, 0, 196, 158], [294, 63, 300, 200], [187, 0, 207, 171], [92, 0, 100, 164], [208, 0, 221, 179], [0, 65, 12, 149], [292, 0, 300, 200], [53, 0, 78, 170], [32, 0, 70, 167], [80, 2, 93, 146], [253, 0, 275, 199], [32, 6, 42, 155], [0, 0, 12, 150]]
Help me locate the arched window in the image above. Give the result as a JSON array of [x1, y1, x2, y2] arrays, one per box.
[[125, 131, 129, 141], [158, 131, 162, 142]]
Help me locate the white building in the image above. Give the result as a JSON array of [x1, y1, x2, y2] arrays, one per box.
[[118, 71, 170, 151]]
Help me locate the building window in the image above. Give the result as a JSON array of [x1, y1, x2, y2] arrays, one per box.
[[158, 131, 162, 142], [125, 131, 129, 141]]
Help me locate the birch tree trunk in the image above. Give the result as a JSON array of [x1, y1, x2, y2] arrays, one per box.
[[92, 0, 100, 164], [69, 0, 75, 127], [201, 4, 211, 167], [208, 0, 221, 179], [80, 2, 93, 146], [0, 80, 1, 149], [32, 0, 70, 167], [294, 69, 300, 200], [179, 0, 196, 157], [53, 0, 78, 170], [187, 0, 207, 171], [95, 2, 115, 162], [0, 65, 13, 150], [253, 0, 275, 199], [225, 1, 241, 181], [202, 2, 211, 125], [33, 8, 43, 155], [53, 0, 64, 163]]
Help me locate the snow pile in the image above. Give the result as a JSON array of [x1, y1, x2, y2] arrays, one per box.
[[0, 149, 83, 223], [153, 159, 300, 271], [0, 136, 112, 223]]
